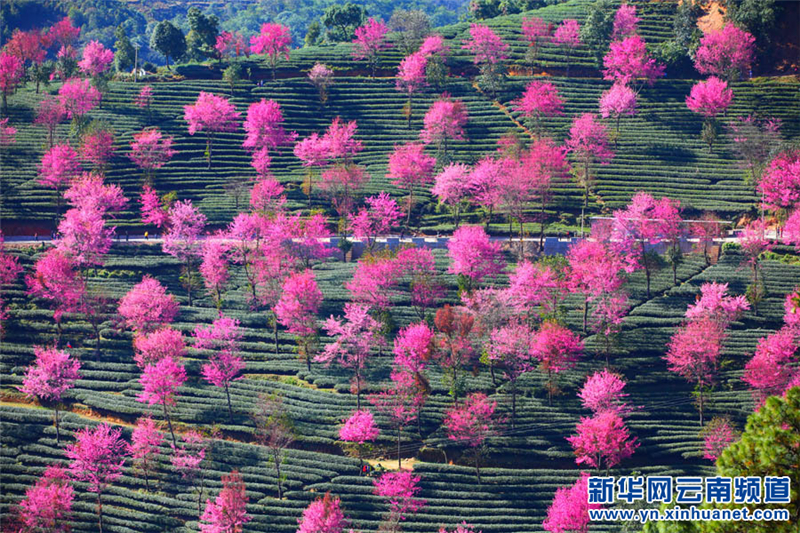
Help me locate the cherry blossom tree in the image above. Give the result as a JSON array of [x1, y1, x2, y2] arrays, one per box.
[[137, 356, 186, 446], [665, 317, 724, 424], [317, 303, 382, 408], [309, 63, 334, 106], [567, 411, 638, 473], [200, 470, 250, 533], [57, 78, 101, 127], [612, 4, 640, 41], [552, 20, 581, 75], [184, 92, 241, 169], [514, 80, 564, 133], [0, 233, 21, 336], [195, 314, 245, 420], [742, 328, 798, 408], [294, 133, 329, 200], [251, 393, 295, 498], [35, 97, 67, 149], [133, 327, 185, 369], [118, 276, 179, 333], [434, 305, 476, 401], [599, 82, 636, 137], [419, 34, 450, 87], [352, 18, 391, 77], [78, 40, 114, 78], [38, 143, 81, 217], [520, 138, 570, 247], [0, 51, 23, 113], [694, 24, 755, 81], [444, 392, 500, 484], [522, 17, 551, 65], [297, 492, 348, 533], [686, 76, 733, 152], [420, 94, 468, 163], [602, 34, 664, 91], [531, 321, 583, 405], [20, 345, 81, 443], [565, 113, 614, 233], [129, 128, 176, 183], [49, 17, 81, 49], [740, 219, 772, 313], [129, 416, 163, 491], [685, 282, 749, 328], [397, 247, 444, 320], [701, 417, 739, 461], [171, 430, 208, 514], [758, 148, 800, 212], [17, 465, 74, 533], [397, 52, 427, 127], [506, 260, 563, 323], [373, 470, 425, 530], [316, 117, 366, 219], [65, 423, 128, 533], [578, 369, 629, 415], [370, 368, 422, 468], [199, 238, 230, 309], [250, 23, 292, 79], [243, 98, 296, 157], [134, 85, 153, 113], [339, 409, 379, 468], [543, 472, 600, 533], [462, 23, 508, 95], [785, 209, 800, 252], [447, 225, 505, 293], [350, 192, 402, 250], [488, 322, 535, 427], [275, 269, 324, 371], [79, 127, 115, 173], [0, 117, 16, 146], [388, 142, 436, 226], [432, 163, 472, 228], [26, 249, 85, 339], [163, 199, 207, 305]]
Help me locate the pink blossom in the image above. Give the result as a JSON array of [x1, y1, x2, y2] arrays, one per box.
[[184, 92, 240, 168], [20, 345, 81, 403], [552, 19, 581, 50], [319, 164, 369, 217], [79, 128, 115, 171], [171, 430, 206, 478], [133, 327, 186, 368], [0, 117, 16, 145], [64, 172, 127, 215], [352, 18, 391, 73], [129, 128, 176, 176], [0, 52, 24, 100], [602, 34, 664, 88], [118, 276, 180, 332], [784, 289, 800, 330], [447, 226, 505, 285], [243, 98, 296, 152], [18, 465, 74, 532], [432, 163, 472, 207], [758, 148, 800, 210], [565, 113, 614, 167], [56, 206, 114, 267], [350, 192, 402, 245], [578, 369, 628, 415], [701, 417, 738, 461], [420, 94, 468, 152], [346, 256, 403, 311], [200, 471, 250, 533], [38, 143, 80, 190], [686, 76, 733, 118], [599, 82, 636, 122], [78, 40, 114, 77], [137, 355, 187, 407], [135, 85, 153, 109], [685, 282, 749, 327], [322, 117, 363, 161], [507, 261, 562, 318], [48, 17, 81, 47], [567, 411, 638, 470], [26, 248, 85, 324], [297, 492, 348, 533], [249, 23, 292, 74], [373, 470, 425, 521], [514, 80, 564, 125], [58, 77, 101, 118], [339, 409, 380, 443], [162, 199, 207, 262], [393, 322, 434, 373], [612, 4, 640, 41], [129, 416, 163, 489], [140, 185, 169, 227], [419, 35, 449, 58], [543, 472, 600, 533], [275, 269, 323, 336], [522, 17, 551, 57], [461, 24, 508, 65], [531, 321, 583, 375], [35, 96, 67, 146], [444, 392, 499, 448], [440, 523, 480, 533], [785, 209, 800, 252], [200, 238, 230, 306], [743, 328, 798, 407], [694, 24, 755, 80], [397, 51, 428, 95]]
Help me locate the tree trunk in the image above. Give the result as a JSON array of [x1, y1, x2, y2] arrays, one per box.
[[97, 492, 104, 533], [474, 452, 482, 485], [397, 426, 402, 470], [406, 186, 414, 229], [54, 405, 60, 444], [163, 403, 176, 447], [582, 299, 589, 334], [355, 372, 361, 410], [206, 134, 212, 169], [273, 319, 279, 354], [225, 383, 233, 421], [275, 453, 283, 499], [511, 384, 517, 430]]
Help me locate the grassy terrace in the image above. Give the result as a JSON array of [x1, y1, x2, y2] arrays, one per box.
[[2, 242, 797, 531]]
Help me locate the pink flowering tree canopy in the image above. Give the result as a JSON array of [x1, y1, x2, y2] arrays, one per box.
[[195, 314, 245, 418], [694, 24, 755, 81], [199, 470, 251, 533], [447, 225, 506, 291], [352, 18, 391, 76], [118, 275, 180, 333], [373, 470, 425, 525], [686, 76, 733, 118], [184, 91, 241, 168], [514, 80, 564, 131], [129, 128, 176, 181], [297, 492, 348, 533], [444, 391, 500, 483], [567, 411, 639, 471], [58, 78, 101, 120], [602, 34, 665, 90], [250, 23, 292, 76], [387, 142, 436, 225], [578, 369, 629, 415], [612, 4, 640, 41], [65, 423, 128, 532], [701, 417, 739, 462], [420, 95, 468, 162], [128, 416, 164, 490], [522, 17, 551, 62], [78, 40, 114, 78], [543, 472, 601, 533], [530, 321, 583, 404], [18, 465, 74, 533], [758, 148, 800, 211], [133, 327, 186, 368]]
